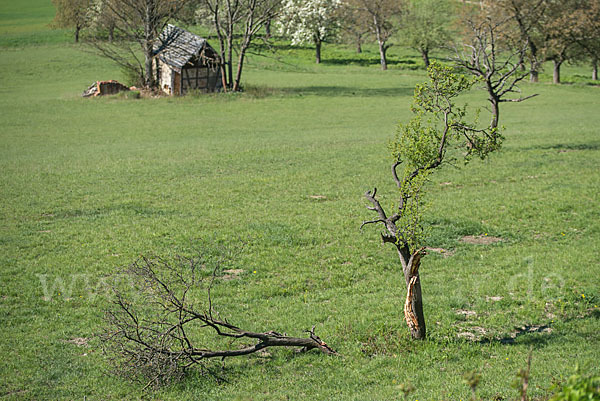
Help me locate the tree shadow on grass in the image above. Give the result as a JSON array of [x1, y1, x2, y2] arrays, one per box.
[[320, 57, 419, 68], [464, 308, 600, 348], [523, 142, 600, 152], [277, 85, 415, 98], [48, 203, 179, 219], [241, 84, 415, 98], [478, 324, 555, 346]]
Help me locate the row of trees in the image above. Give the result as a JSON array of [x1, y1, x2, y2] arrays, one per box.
[[51, 0, 600, 89], [279, 0, 454, 70]]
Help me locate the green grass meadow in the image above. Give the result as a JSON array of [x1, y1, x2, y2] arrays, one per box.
[[1, 1, 600, 399]]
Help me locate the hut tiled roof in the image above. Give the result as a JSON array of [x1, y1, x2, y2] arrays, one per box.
[[153, 25, 214, 71]]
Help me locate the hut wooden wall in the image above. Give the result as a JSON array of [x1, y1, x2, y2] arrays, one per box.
[[156, 58, 221, 95], [181, 65, 220, 93]]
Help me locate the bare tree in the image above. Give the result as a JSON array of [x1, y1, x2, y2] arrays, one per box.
[[347, 0, 402, 70], [454, 15, 538, 128], [100, 254, 335, 389], [482, 0, 600, 84], [482, 0, 547, 82], [87, 0, 189, 87], [199, 0, 281, 91]]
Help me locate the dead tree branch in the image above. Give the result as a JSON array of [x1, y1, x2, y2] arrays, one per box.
[[100, 254, 335, 389]]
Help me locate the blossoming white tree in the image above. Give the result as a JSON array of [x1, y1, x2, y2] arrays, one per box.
[[278, 0, 342, 63]]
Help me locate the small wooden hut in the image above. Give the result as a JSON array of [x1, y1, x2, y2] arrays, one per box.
[[153, 25, 223, 95]]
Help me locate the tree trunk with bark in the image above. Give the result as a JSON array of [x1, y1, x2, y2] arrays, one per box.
[[378, 42, 388, 70], [144, 45, 154, 87], [233, 38, 251, 91], [529, 52, 540, 83], [528, 35, 540, 83], [265, 18, 271, 38], [143, 0, 156, 88], [362, 186, 427, 341], [398, 247, 427, 340], [233, 55, 245, 91], [421, 48, 430, 68], [374, 16, 388, 70], [315, 38, 322, 64], [226, 34, 234, 88], [211, 4, 228, 92], [233, 8, 256, 92], [143, 32, 154, 87], [593, 57, 598, 81], [487, 83, 500, 129], [553, 59, 562, 84], [530, 69, 539, 83]]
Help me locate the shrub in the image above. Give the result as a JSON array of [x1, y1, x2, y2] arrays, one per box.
[[550, 371, 600, 401]]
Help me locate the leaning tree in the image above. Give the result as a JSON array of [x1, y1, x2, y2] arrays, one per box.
[[362, 15, 536, 340]]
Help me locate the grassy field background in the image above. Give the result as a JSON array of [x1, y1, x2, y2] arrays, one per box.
[[1, 1, 599, 399]]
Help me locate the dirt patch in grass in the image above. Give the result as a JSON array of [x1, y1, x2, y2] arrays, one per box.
[[460, 235, 503, 245], [455, 309, 477, 318], [545, 302, 557, 319], [66, 337, 89, 347], [458, 324, 554, 344], [3, 390, 29, 397], [426, 247, 455, 257], [458, 326, 487, 341], [222, 269, 244, 280]]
